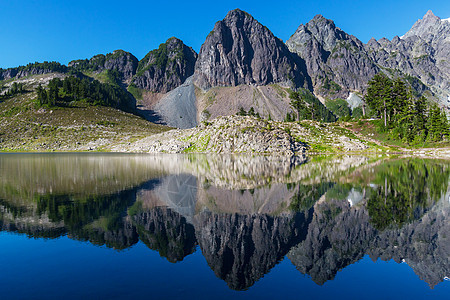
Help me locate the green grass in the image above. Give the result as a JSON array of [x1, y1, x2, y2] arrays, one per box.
[[0, 90, 169, 152]]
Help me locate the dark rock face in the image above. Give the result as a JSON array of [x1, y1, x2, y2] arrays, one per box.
[[286, 15, 379, 98], [194, 9, 309, 90], [69, 50, 139, 82], [193, 211, 309, 290], [132, 37, 197, 93]]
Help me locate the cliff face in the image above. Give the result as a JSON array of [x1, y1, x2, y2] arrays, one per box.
[[132, 37, 197, 93], [193, 9, 310, 90], [286, 15, 379, 99], [69, 50, 139, 82]]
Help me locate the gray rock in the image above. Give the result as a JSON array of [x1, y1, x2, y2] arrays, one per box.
[[286, 15, 379, 99], [193, 9, 310, 90], [365, 10, 450, 105]]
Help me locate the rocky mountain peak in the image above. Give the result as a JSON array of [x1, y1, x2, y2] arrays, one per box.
[[193, 9, 308, 90], [402, 10, 448, 40], [132, 37, 197, 93], [287, 14, 378, 98], [225, 8, 253, 20], [298, 14, 347, 52], [423, 10, 439, 22]]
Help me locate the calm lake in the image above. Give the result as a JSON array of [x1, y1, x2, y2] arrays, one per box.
[[0, 153, 449, 299]]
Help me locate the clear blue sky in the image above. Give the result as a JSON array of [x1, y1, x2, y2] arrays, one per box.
[[1, 0, 449, 69]]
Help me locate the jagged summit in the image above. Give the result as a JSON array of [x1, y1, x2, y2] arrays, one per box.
[[226, 8, 253, 19], [193, 9, 309, 90], [423, 10, 439, 21]]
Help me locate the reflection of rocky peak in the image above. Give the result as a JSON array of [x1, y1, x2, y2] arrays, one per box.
[[288, 190, 450, 287], [194, 9, 308, 90], [131, 207, 196, 263], [193, 211, 310, 290], [367, 195, 450, 288], [287, 200, 374, 285]]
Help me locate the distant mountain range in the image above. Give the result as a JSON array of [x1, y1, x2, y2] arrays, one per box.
[[1, 9, 448, 128]]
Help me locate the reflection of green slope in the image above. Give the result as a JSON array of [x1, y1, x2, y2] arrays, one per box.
[[0, 154, 167, 199], [289, 182, 335, 212], [367, 159, 450, 230], [0, 185, 141, 248]]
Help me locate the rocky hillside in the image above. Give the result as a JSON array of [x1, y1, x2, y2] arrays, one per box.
[[0, 74, 170, 152], [0, 62, 68, 81], [193, 9, 310, 90], [132, 37, 197, 93]]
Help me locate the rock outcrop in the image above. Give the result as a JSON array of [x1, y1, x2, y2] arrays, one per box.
[[69, 50, 139, 82], [193, 9, 310, 90], [132, 37, 197, 93], [117, 115, 308, 155], [286, 11, 449, 107]]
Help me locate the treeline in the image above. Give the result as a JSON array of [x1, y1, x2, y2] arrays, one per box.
[[36, 76, 134, 111], [365, 74, 449, 143], [0, 62, 68, 80], [288, 90, 337, 122], [0, 82, 26, 101], [16, 61, 68, 73]]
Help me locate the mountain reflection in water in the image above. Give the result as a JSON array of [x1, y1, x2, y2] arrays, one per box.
[[0, 153, 449, 291]]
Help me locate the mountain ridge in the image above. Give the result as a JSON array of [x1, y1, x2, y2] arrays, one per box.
[[1, 9, 448, 129]]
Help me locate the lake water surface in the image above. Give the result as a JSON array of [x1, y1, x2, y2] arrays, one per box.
[[0, 153, 449, 299]]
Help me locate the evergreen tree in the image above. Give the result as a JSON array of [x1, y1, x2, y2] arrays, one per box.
[[365, 73, 393, 128]]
